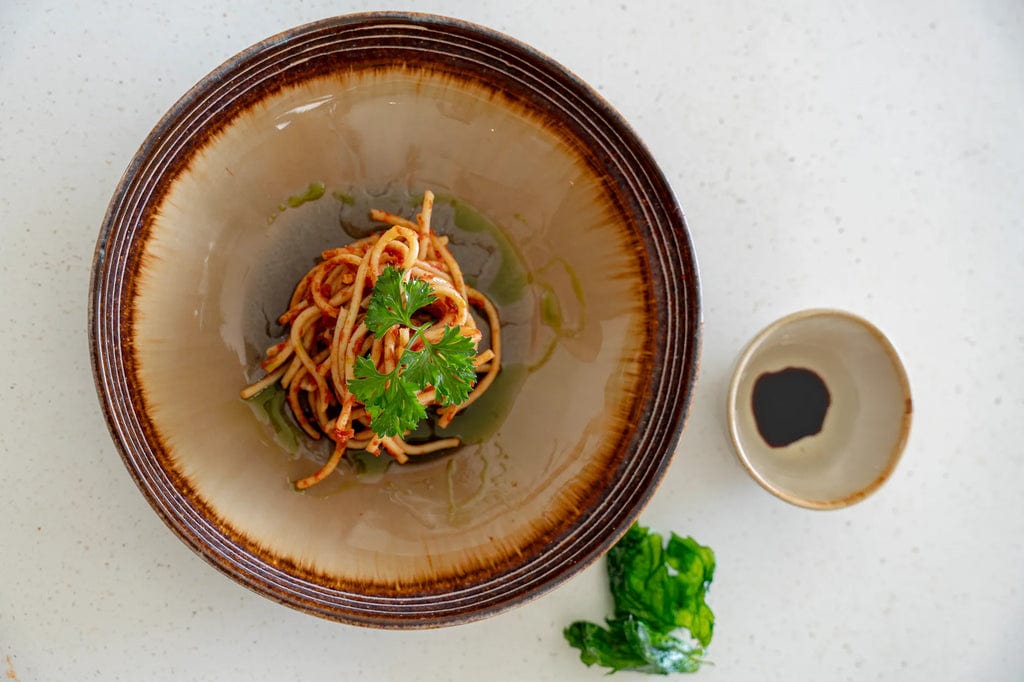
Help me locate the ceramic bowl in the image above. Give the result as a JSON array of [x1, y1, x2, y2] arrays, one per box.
[[89, 13, 700, 627], [727, 309, 912, 509]]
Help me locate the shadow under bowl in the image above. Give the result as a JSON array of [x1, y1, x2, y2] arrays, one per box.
[[90, 12, 700, 627]]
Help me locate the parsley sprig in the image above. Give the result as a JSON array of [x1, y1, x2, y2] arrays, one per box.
[[364, 266, 435, 335], [347, 266, 477, 437]]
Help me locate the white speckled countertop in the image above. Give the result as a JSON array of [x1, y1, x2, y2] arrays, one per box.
[[2, 1, 1022, 680]]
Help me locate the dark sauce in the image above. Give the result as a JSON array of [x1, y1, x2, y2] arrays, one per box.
[[751, 367, 831, 448]]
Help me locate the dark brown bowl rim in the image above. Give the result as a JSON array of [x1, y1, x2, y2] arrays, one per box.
[[88, 11, 702, 628]]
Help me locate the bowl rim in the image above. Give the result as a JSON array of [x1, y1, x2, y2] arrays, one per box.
[[88, 11, 703, 627], [726, 308, 912, 510]]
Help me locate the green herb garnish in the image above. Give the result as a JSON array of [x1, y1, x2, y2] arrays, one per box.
[[364, 265, 436, 336], [349, 356, 427, 437], [347, 266, 476, 438], [401, 325, 477, 407], [565, 524, 716, 674]]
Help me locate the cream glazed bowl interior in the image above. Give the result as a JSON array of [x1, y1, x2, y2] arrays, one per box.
[[89, 13, 701, 627]]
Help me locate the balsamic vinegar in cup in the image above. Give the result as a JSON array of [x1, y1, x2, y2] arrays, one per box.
[[751, 367, 831, 448]]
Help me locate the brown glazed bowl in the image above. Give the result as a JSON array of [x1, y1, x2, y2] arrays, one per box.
[[89, 13, 700, 628]]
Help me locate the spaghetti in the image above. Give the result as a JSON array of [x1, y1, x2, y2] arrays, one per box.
[[241, 190, 501, 490]]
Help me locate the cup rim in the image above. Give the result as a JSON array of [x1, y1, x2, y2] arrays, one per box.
[[726, 308, 913, 510]]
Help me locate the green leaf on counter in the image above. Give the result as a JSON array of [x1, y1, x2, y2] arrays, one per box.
[[565, 523, 715, 674]]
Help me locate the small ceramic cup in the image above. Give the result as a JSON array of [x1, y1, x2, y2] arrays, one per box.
[[727, 309, 912, 509]]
